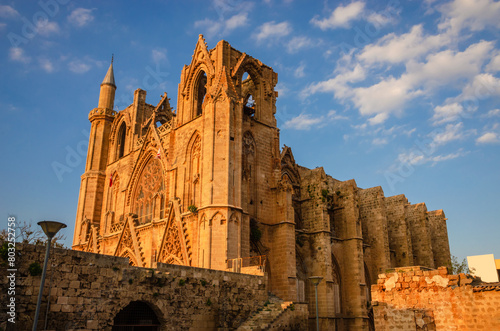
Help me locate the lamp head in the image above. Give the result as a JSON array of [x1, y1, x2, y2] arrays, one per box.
[[37, 221, 67, 239], [309, 276, 323, 286]]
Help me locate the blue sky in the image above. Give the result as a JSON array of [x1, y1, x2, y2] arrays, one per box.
[[0, 0, 498, 263]]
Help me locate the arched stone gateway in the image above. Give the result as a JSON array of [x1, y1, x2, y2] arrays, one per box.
[[113, 301, 161, 331]]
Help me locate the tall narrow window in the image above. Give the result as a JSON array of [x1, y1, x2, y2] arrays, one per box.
[[195, 71, 207, 117], [117, 122, 126, 159]]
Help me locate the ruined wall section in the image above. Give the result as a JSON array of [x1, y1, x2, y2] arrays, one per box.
[[330, 179, 368, 330], [385, 195, 413, 267], [371, 267, 500, 330], [358, 186, 391, 285], [0, 243, 267, 331], [427, 209, 451, 269], [405, 203, 434, 268]]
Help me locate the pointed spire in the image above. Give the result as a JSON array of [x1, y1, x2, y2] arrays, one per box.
[[102, 55, 116, 88]]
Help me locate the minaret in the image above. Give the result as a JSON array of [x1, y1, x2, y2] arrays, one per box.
[[73, 58, 117, 248]]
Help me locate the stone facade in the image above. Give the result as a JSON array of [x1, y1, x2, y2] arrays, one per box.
[[371, 266, 500, 330], [0, 243, 267, 330], [72, 35, 452, 330]]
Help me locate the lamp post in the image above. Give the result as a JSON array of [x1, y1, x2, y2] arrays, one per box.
[[32, 221, 66, 331], [309, 276, 323, 331]]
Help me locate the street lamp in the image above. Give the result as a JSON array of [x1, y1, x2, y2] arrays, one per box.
[[33, 221, 66, 331], [309, 276, 323, 331]]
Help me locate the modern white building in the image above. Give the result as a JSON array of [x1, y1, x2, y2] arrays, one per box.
[[467, 254, 500, 282]]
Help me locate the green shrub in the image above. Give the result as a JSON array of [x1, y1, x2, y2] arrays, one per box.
[[28, 262, 42, 276]]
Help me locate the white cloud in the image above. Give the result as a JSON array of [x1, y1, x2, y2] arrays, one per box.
[[366, 12, 394, 27], [283, 110, 347, 130], [9, 47, 31, 63], [327, 110, 348, 120], [432, 103, 464, 125], [397, 149, 467, 166], [275, 83, 289, 98], [406, 41, 494, 90], [68, 8, 95, 27], [294, 62, 305, 78], [253, 21, 291, 41], [194, 19, 223, 37], [0, 22, 7, 30], [456, 73, 500, 101], [301, 64, 365, 99], [430, 122, 465, 146], [483, 109, 500, 118], [0, 5, 19, 18], [358, 25, 446, 65], [372, 137, 388, 145], [39, 58, 54, 73], [194, 12, 248, 37], [438, 0, 500, 34], [486, 54, 500, 72], [68, 60, 91, 74], [225, 13, 248, 31], [35, 20, 60, 37], [283, 113, 324, 130], [286, 36, 314, 54], [352, 75, 419, 120], [476, 132, 499, 144], [152, 48, 167, 63], [311, 1, 365, 30]]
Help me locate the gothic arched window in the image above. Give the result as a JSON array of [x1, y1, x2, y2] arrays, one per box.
[[195, 71, 207, 117], [133, 158, 165, 224], [187, 135, 201, 208], [117, 122, 127, 159]]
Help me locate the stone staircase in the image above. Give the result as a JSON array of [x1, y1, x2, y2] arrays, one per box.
[[236, 295, 294, 330]]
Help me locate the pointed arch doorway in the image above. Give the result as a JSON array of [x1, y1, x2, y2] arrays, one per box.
[[112, 301, 161, 331]]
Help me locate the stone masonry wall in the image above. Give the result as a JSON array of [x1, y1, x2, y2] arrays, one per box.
[[358, 187, 391, 285], [427, 209, 451, 270], [371, 266, 500, 330], [405, 203, 434, 268], [385, 195, 413, 267], [0, 243, 267, 331]]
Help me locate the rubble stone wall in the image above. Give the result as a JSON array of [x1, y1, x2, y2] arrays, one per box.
[[0, 243, 267, 331], [371, 266, 500, 330]]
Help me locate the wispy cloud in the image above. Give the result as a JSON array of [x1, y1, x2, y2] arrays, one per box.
[[9, 47, 31, 63], [311, 1, 365, 30], [68, 60, 91, 74], [253, 21, 291, 42], [476, 132, 499, 144], [68, 8, 95, 27], [152, 48, 168, 63], [358, 25, 446, 65], [286, 36, 314, 54], [0, 5, 19, 18], [482, 109, 500, 118], [284, 110, 347, 130], [284, 113, 324, 130], [438, 0, 500, 34], [194, 12, 249, 37], [35, 20, 60, 37], [397, 149, 467, 166], [39, 58, 54, 73], [294, 62, 305, 78]]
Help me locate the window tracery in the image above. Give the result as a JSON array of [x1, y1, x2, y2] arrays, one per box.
[[133, 158, 165, 224]]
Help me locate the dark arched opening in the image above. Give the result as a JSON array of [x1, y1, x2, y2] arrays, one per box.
[[195, 71, 207, 117], [113, 301, 161, 331], [241, 72, 256, 118], [117, 122, 126, 159]]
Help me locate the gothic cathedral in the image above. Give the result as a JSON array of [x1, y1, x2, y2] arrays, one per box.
[[73, 36, 451, 330]]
